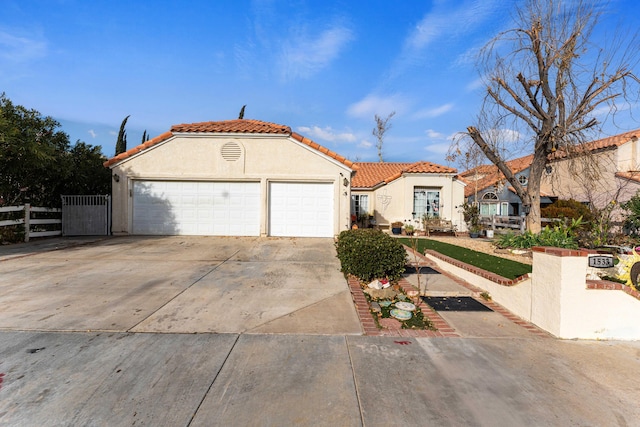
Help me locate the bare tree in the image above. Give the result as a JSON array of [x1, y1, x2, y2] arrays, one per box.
[[455, 0, 639, 233], [447, 134, 486, 202], [373, 111, 395, 162]]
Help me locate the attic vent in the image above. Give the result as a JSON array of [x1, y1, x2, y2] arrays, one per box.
[[221, 142, 242, 161]]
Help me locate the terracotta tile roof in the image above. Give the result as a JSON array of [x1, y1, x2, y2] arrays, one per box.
[[549, 128, 640, 160], [460, 129, 640, 197], [461, 154, 534, 197], [615, 171, 640, 183], [351, 161, 457, 189], [171, 119, 290, 134], [104, 119, 355, 168]]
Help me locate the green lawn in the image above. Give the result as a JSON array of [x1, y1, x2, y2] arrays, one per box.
[[399, 238, 532, 280]]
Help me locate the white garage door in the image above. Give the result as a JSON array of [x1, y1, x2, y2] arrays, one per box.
[[269, 182, 334, 237], [133, 181, 260, 236]]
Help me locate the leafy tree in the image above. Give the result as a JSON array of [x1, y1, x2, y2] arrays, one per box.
[[238, 105, 246, 119], [115, 115, 129, 155], [0, 93, 110, 207], [372, 111, 395, 162], [141, 130, 150, 144], [62, 142, 111, 195], [452, 0, 640, 233]]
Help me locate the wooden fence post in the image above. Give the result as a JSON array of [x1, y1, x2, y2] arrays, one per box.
[[24, 203, 31, 242]]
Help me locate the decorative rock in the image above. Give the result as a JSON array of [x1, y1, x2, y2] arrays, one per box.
[[390, 308, 412, 320], [370, 301, 381, 313], [367, 279, 382, 289], [406, 290, 420, 298], [378, 300, 393, 307], [395, 301, 416, 311], [363, 288, 398, 299]]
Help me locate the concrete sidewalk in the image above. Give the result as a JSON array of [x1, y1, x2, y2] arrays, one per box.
[[0, 331, 638, 426]]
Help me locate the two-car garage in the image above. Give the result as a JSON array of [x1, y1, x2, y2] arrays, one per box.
[[106, 119, 353, 238], [131, 180, 335, 238]]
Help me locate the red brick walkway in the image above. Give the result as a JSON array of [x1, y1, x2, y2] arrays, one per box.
[[347, 250, 549, 338]]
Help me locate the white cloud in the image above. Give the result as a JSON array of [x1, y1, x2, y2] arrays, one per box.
[[465, 77, 485, 92], [424, 142, 454, 155], [358, 139, 373, 148], [486, 128, 522, 144], [347, 94, 409, 119], [426, 129, 446, 139], [297, 125, 356, 143], [88, 129, 97, 138], [279, 25, 353, 80], [405, 0, 501, 51], [0, 30, 47, 63], [412, 103, 454, 119]]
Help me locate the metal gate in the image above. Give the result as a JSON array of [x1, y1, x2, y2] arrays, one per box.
[[62, 195, 111, 236]]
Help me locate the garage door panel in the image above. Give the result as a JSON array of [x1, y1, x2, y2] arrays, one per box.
[[269, 182, 334, 237], [133, 181, 260, 236]]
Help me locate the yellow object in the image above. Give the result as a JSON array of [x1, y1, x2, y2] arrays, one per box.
[[616, 248, 640, 290]]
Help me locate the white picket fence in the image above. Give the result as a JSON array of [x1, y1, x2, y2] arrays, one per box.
[[0, 204, 62, 242]]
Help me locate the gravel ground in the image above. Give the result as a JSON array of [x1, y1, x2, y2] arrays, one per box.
[[423, 235, 533, 265]]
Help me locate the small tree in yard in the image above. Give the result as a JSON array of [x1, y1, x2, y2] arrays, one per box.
[[115, 115, 130, 155], [451, 0, 640, 233], [372, 111, 395, 163]]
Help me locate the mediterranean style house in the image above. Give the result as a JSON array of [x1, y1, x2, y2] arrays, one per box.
[[350, 162, 466, 231], [103, 119, 465, 237], [460, 129, 640, 221]]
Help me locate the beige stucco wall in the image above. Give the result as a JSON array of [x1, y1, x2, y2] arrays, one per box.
[[108, 134, 352, 236], [542, 147, 640, 209], [532, 250, 640, 340], [353, 174, 465, 230]]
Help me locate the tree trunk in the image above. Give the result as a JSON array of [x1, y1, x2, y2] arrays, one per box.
[[524, 153, 546, 234]]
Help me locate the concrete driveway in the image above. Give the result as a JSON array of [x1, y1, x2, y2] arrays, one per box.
[[0, 236, 362, 335], [2, 237, 640, 425]]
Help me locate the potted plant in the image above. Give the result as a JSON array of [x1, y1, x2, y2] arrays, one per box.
[[462, 202, 481, 238], [391, 221, 403, 235], [403, 223, 415, 236]]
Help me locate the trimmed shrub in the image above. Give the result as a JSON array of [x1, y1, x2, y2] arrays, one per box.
[[495, 217, 583, 250], [335, 229, 407, 283], [541, 199, 593, 224]]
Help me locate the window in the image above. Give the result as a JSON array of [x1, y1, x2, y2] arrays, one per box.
[[351, 194, 369, 218], [480, 191, 500, 216], [518, 174, 528, 185], [413, 187, 440, 218]]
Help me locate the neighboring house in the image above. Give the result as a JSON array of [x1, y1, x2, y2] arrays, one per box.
[[460, 155, 545, 217], [460, 129, 640, 222], [350, 162, 466, 231], [103, 119, 355, 238]]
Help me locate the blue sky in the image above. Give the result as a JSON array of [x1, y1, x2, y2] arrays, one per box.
[[2, 0, 639, 166]]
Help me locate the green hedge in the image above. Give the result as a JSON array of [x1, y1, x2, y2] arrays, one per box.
[[335, 229, 407, 283]]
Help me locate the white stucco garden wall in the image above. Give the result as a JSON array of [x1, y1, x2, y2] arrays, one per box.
[[425, 246, 640, 340]]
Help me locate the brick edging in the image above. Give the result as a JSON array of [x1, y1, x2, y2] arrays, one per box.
[[406, 247, 550, 338], [587, 279, 640, 300], [346, 276, 459, 337], [422, 248, 530, 286]]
